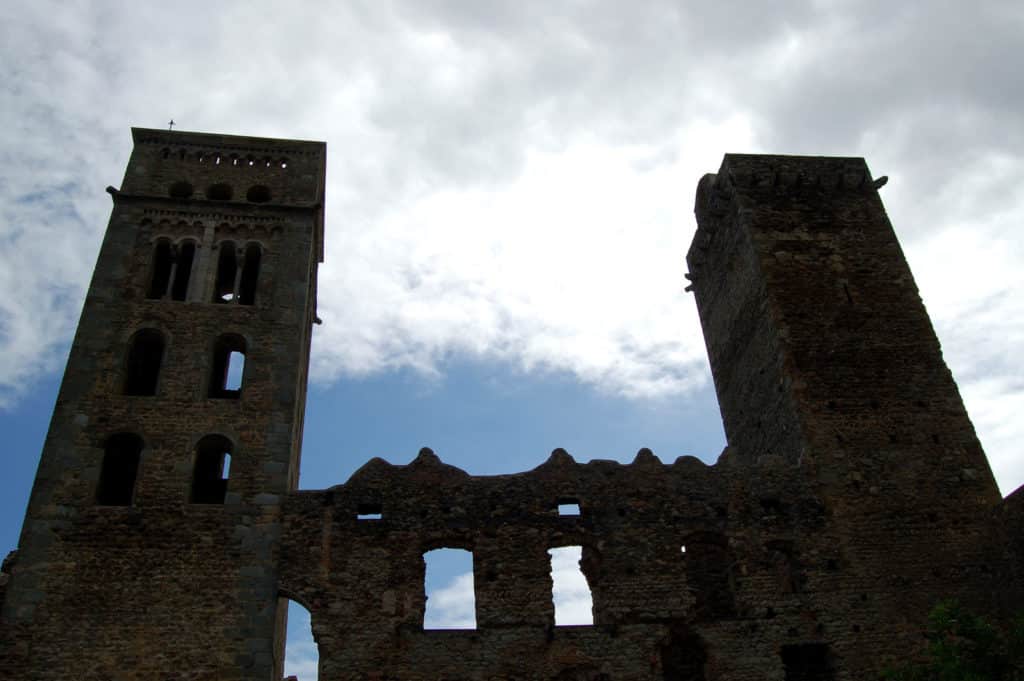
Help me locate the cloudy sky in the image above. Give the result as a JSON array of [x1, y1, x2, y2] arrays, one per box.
[[2, 1, 1022, 678]]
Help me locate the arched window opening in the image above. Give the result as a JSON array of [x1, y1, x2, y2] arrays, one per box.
[[246, 185, 272, 203], [96, 433, 143, 506], [168, 181, 193, 199], [549, 546, 594, 626], [124, 329, 165, 396], [170, 241, 196, 301], [206, 183, 233, 201], [423, 548, 476, 630], [557, 498, 581, 516], [147, 240, 173, 299], [190, 435, 232, 504], [213, 242, 238, 303], [209, 334, 246, 398], [238, 243, 262, 305], [281, 598, 319, 681]]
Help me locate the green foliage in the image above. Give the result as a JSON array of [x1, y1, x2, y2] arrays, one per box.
[[884, 601, 1024, 681]]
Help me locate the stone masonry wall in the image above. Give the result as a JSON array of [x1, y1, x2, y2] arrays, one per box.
[[687, 155, 1009, 676], [280, 447, 841, 681]]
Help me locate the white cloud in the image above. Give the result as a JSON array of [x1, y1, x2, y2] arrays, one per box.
[[314, 118, 755, 398], [904, 219, 1024, 495], [284, 602, 319, 681], [549, 546, 593, 626], [424, 571, 477, 630], [284, 640, 319, 681]]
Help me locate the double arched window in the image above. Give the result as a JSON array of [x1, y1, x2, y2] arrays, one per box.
[[147, 239, 197, 301], [147, 235, 264, 305], [213, 241, 262, 305]]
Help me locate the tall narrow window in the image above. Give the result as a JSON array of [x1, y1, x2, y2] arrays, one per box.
[[209, 334, 247, 398], [213, 242, 238, 303], [123, 329, 165, 396], [147, 240, 173, 299], [282, 598, 319, 680], [423, 548, 476, 630], [96, 433, 143, 506], [190, 435, 233, 504], [548, 546, 594, 625], [238, 243, 262, 305], [170, 241, 196, 301]]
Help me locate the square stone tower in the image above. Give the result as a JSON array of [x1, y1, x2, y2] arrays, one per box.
[[0, 129, 325, 680]]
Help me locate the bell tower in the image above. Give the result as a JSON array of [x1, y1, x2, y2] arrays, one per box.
[[0, 128, 325, 680]]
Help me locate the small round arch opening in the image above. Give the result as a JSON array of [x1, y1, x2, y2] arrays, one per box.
[[246, 185, 272, 203]]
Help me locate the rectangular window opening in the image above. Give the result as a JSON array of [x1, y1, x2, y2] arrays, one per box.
[[557, 501, 581, 516], [424, 548, 476, 630], [549, 545, 594, 626], [356, 503, 382, 520]]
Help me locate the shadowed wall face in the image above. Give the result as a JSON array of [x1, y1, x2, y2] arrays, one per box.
[[689, 155, 998, 503]]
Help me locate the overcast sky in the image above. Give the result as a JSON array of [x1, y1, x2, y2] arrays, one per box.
[[3, 2, 1023, 679]]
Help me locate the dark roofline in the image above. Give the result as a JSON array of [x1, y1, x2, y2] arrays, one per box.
[[130, 127, 326, 151]]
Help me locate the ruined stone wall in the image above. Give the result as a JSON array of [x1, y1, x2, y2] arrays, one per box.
[[279, 447, 843, 681], [0, 130, 325, 681]]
